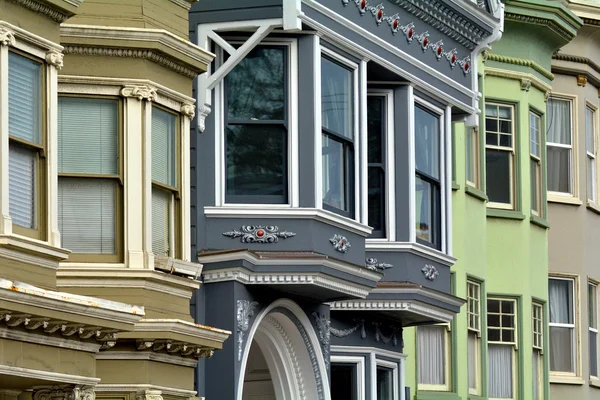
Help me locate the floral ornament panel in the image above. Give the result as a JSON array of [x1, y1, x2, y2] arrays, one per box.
[[330, 234, 351, 253], [342, 0, 472, 75], [223, 226, 296, 243], [422, 264, 440, 281]]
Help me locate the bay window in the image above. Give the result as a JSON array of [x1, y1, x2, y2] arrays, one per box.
[[8, 51, 45, 239], [224, 46, 287, 204], [152, 107, 180, 258], [530, 111, 542, 215], [467, 280, 481, 395], [590, 282, 598, 379], [57, 97, 122, 261], [487, 298, 517, 399], [414, 104, 441, 249], [549, 277, 576, 374], [485, 103, 515, 209], [587, 106, 597, 203], [321, 53, 355, 217], [532, 303, 543, 400], [367, 94, 386, 237], [418, 324, 450, 391], [546, 98, 573, 195]]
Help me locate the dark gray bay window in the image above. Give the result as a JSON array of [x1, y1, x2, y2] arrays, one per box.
[[368, 95, 386, 237], [415, 104, 441, 249], [224, 46, 288, 203], [321, 55, 354, 217]]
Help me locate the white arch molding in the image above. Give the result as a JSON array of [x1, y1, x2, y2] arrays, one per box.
[[237, 299, 331, 400]]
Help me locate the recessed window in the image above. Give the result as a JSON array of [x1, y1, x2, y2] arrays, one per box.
[[532, 303, 544, 400], [530, 111, 542, 216], [321, 54, 355, 217], [548, 277, 576, 374], [487, 298, 517, 399], [367, 95, 386, 237], [57, 97, 121, 261], [587, 107, 597, 203], [485, 103, 515, 209], [414, 104, 441, 249], [590, 282, 598, 379], [330, 363, 357, 400], [377, 366, 394, 399], [546, 98, 573, 194], [418, 324, 449, 391], [224, 46, 288, 204], [8, 51, 45, 239], [467, 281, 481, 395]]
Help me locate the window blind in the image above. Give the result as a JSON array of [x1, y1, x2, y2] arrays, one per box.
[[152, 187, 170, 256], [8, 143, 36, 228], [8, 52, 41, 144], [152, 107, 176, 187], [58, 178, 116, 254], [58, 97, 118, 175]]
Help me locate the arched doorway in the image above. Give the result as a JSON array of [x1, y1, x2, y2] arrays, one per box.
[[238, 300, 330, 400]]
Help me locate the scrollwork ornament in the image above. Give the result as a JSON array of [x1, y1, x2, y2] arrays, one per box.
[[311, 312, 331, 369], [329, 234, 351, 253], [422, 264, 439, 281], [223, 225, 296, 243], [32, 386, 89, 400], [120, 85, 157, 101], [181, 103, 195, 120], [136, 391, 162, 400], [197, 104, 211, 132], [45, 50, 64, 70], [365, 258, 393, 271], [0, 28, 16, 47], [237, 300, 259, 361]]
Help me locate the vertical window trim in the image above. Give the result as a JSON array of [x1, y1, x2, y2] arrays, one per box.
[[589, 280, 599, 381], [532, 302, 544, 400], [487, 297, 518, 400], [57, 94, 124, 262], [376, 358, 400, 399], [466, 125, 481, 189], [417, 323, 452, 392], [586, 102, 598, 205], [319, 45, 359, 219], [330, 355, 366, 400], [529, 110, 542, 217], [467, 280, 482, 396], [484, 102, 516, 210]]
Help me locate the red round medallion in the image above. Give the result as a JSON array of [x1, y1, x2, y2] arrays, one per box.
[[423, 37, 429, 47], [464, 61, 470, 72], [451, 53, 457, 64], [360, 0, 366, 9], [437, 46, 443, 56], [393, 19, 399, 30], [256, 230, 265, 237], [377, 9, 383, 19], [408, 28, 414, 39]]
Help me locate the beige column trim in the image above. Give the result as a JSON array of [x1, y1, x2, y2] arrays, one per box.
[[180, 104, 193, 261], [0, 27, 14, 235], [47, 56, 61, 247], [142, 97, 154, 270]]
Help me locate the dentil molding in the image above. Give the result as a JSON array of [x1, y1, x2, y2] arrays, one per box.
[[8, 0, 70, 23]]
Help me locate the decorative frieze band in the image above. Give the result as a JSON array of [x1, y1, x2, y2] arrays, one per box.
[[0, 28, 16, 47], [8, 0, 70, 23], [223, 226, 296, 243]]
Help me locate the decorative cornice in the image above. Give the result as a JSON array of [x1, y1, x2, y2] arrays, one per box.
[[62, 46, 199, 79], [120, 84, 157, 101], [553, 52, 600, 77], [9, 0, 70, 23], [96, 350, 198, 368], [485, 52, 554, 80], [329, 299, 456, 323], [135, 339, 213, 360], [484, 67, 552, 95], [504, 12, 575, 43], [0, 28, 16, 47], [45, 50, 64, 70]]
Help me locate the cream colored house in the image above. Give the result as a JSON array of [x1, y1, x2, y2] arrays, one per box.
[[0, 0, 228, 398]]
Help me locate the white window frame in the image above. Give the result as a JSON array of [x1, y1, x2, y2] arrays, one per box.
[[467, 280, 482, 396], [548, 275, 581, 382], [376, 358, 400, 400], [466, 125, 480, 189], [410, 96, 449, 254], [487, 297, 518, 400], [532, 302, 544, 400], [214, 37, 299, 209], [529, 111, 542, 217], [586, 102, 598, 205], [330, 355, 366, 400], [366, 89, 395, 241], [589, 280, 599, 383], [57, 76, 195, 269], [484, 102, 516, 210], [417, 323, 452, 392], [547, 94, 579, 204]]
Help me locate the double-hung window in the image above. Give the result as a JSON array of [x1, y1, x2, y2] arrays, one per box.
[[321, 53, 356, 218], [532, 303, 544, 400], [152, 107, 180, 258], [466, 126, 480, 188], [485, 103, 515, 209], [590, 282, 599, 379], [530, 112, 542, 216], [224, 46, 288, 204], [548, 277, 577, 375], [367, 94, 386, 237], [467, 281, 481, 395], [418, 324, 450, 391], [8, 51, 45, 239], [587, 106, 597, 203], [546, 98, 573, 195], [414, 104, 441, 249], [487, 298, 517, 399]]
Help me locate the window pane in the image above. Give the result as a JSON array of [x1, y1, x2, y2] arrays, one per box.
[[466, 127, 474, 183], [9, 143, 36, 228], [530, 112, 540, 158], [152, 187, 170, 257], [367, 96, 384, 164], [415, 175, 436, 243], [533, 350, 541, 400], [58, 97, 119, 175], [591, 331, 598, 377], [547, 99, 571, 145], [531, 159, 539, 213], [226, 124, 286, 199], [590, 284, 598, 328], [321, 56, 353, 138], [468, 331, 477, 390], [549, 326, 574, 372], [549, 279, 574, 324], [488, 344, 512, 398], [587, 107, 595, 153], [152, 107, 177, 187], [485, 149, 511, 204], [322, 134, 347, 211], [58, 178, 116, 254], [547, 146, 571, 193], [588, 157, 596, 202], [368, 167, 384, 233], [9, 52, 41, 144], [415, 105, 440, 179], [226, 47, 284, 121], [377, 367, 393, 400], [418, 325, 445, 385], [330, 364, 357, 400]]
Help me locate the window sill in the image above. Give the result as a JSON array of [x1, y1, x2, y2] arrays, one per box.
[[486, 208, 525, 220], [550, 374, 585, 385], [452, 182, 460, 191], [467, 396, 485, 400], [465, 185, 488, 202], [548, 193, 583, 206], [416, 391, 460, 400], [587, 201, 600, 215], [531, 215, 550, 229], [590, 378, 600, 388], [0, 233, 71, 265]]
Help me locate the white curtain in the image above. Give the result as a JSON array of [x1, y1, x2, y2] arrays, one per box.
[[548, 279, 575, 372], [532, 349, 540, 400], [549, 279, 573, 324], [546, 99, 571, 192], [488, 344, 512, 398], [468, 331, 477, 390], [418, 325, 445, 385]]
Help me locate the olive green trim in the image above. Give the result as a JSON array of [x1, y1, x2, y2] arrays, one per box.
[[485, 53, 554, 81], [530, 215, 550, 229], [480, 280, 488, 397], [467, 396, 486, 400], [450, 273, 458, 392], [486, 208, 526, 220], [415, 392, 461, 400], [517, 297, 525, 400], [465, 185, 488, 202]]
